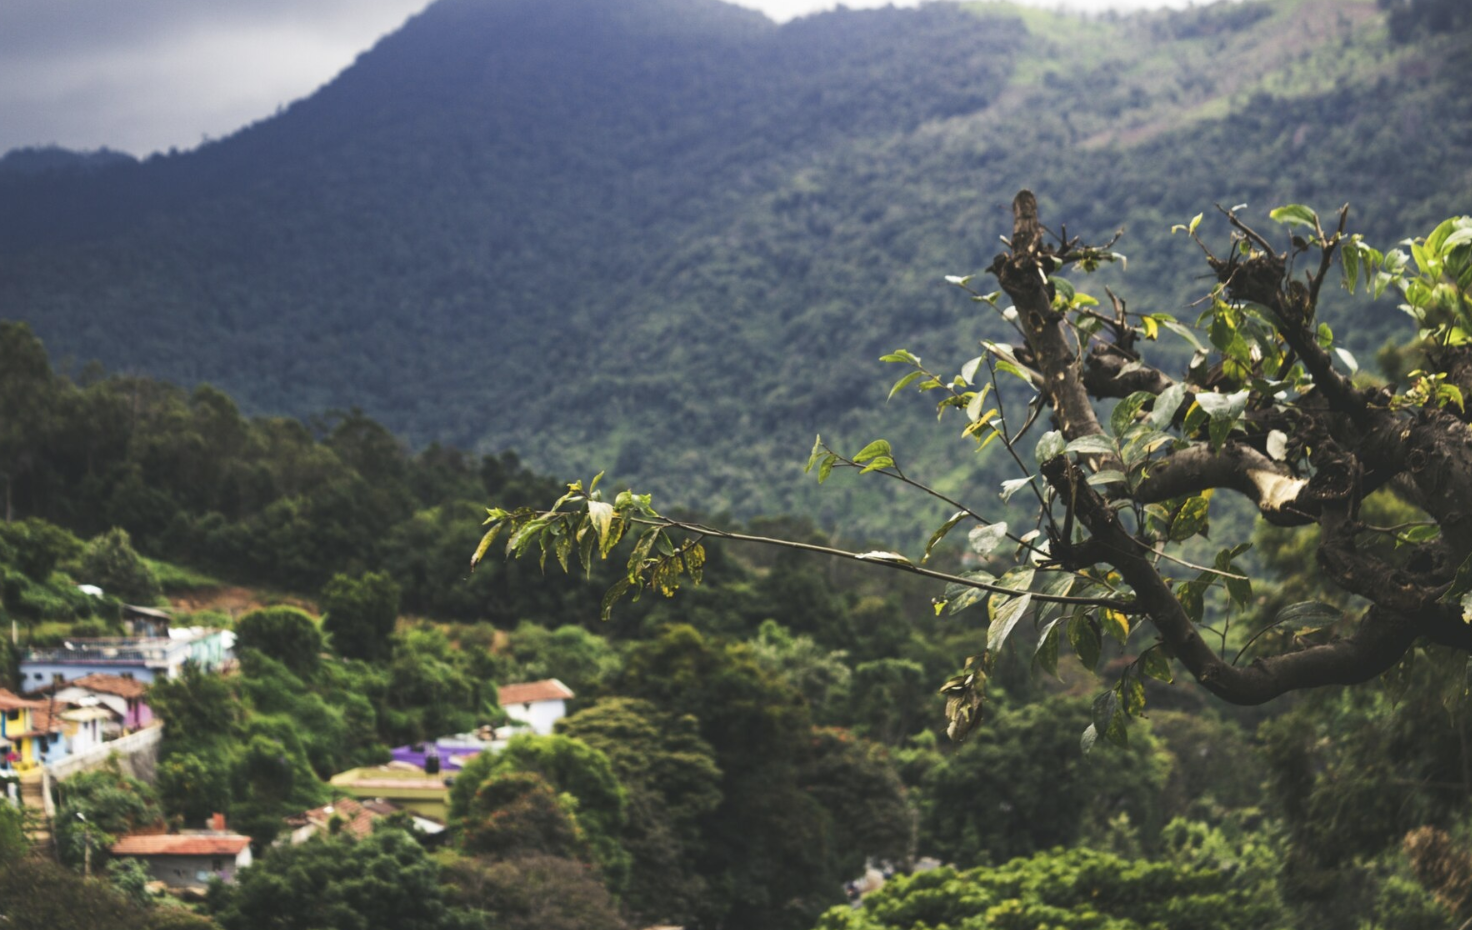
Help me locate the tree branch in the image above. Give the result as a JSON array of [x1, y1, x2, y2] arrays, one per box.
[[989, 191, 1111, 449], [1039, 454, 1418, 705], [1134, 442, 1314, 525]]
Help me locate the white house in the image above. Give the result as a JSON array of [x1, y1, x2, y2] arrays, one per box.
[[59, 705, 112, 756], [498, 679, 574, 735]]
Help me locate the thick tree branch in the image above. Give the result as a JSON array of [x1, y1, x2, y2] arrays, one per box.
[[989, 191, 1110, 448], [1082, 343, 1176, 399], [1134, 442, 1314, 525], [1040, 454, 1419, 704]]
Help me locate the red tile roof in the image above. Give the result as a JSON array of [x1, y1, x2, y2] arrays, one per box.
[[301, 798, 378, 839], [18, 703, 65, 736], [111, 834, 251, 856], [64, 673, 150, 700], [0, 688, 44, 712], [498, 679, 574, 706]]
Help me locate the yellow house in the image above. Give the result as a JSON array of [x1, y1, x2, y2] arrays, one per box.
[[328, 765, 452, 821], [0, 688, 59, 771]]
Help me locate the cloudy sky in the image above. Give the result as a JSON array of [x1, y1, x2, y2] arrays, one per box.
[[0, 0, 1205, 157]]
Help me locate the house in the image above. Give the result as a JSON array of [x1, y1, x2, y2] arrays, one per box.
[[282, 797, 445, 846], [48, 673, 153, 733], [0, 688, 64, 772], [122, 604, 172, 637], [19, 627, 232, 688], [58, 705, 113, 757], [498, 679, 574, 736], [390, 727, 500, 773], [110, 832, 253, 890], [328, 764, 453, 821]]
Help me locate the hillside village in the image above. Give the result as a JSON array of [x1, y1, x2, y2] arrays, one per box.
[[3, 587, 579, 896]]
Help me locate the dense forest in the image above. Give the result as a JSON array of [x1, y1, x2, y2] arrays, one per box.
[[6, 321, 1472, 929], [4, 0, 1472, 927], [2, 0, 1470, 538]]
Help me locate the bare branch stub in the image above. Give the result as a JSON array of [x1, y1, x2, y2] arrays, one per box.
[[988, 190, 1472, 705]]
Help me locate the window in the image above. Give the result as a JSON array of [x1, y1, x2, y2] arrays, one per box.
[[212, 857, 224, 871], [4, 711, 17, 723]]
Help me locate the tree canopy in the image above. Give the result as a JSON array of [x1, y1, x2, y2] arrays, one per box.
[[479, 191, 1472, 749]]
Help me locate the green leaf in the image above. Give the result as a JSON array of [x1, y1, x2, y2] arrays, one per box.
[[1111, 391, 1154, 438], [1068, 611, 1101, 671], [578, 524, 597, 575], [888, 370, 925, 401], [1169, 493, 1212, 542], [1178, 578, 1209, 625], [1196, 389, 1250, 451], [968, 521, 1009, 556], [1080, 722, 1099, 754], [1093, 689, 1128, 747], [1438, 554, 1472, 607], [1159, 318, 1206, 352], [1065, 434, 1118, 457], [965, 383, 992, 420], [1342, 240, 1360, 293], [804, 435, 825, 474], [470, 523, 504, 570], [922, 511, 968, 564], [1270, 204, 1320, 228], [600, 576, 632, 621], [1035, 430, 1066, 464], [1188, 212, 1203, 235], [1035, 617, 1063, 678], [1087, 470, 1127, 487], [999, 476, 1035, 502], [939, 657, 987, 742], [986, 568, 1035, 655], [960, 356, 983, 385], [880, 349, 920, 365], [945, 571, 996, 614], [853, 439, 892, 465], [1101, 607, 1131, 644], [816, 454, 837, 484], [1149, 383, 1188, 430], [587, 499, 615, 546], [987, 591, 1033, 656], [1142, 648, 1173, 683]]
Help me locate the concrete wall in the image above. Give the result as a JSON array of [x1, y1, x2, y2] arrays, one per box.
[[504, 699, 566, 736], [47, 724, 162, 784], [131, 848, 250, 890]]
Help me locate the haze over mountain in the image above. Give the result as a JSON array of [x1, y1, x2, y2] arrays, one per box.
[[2, 0, 1469, 537]]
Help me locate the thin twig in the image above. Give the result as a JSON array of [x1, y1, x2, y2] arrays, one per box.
[[640, 515, 1132, 609]]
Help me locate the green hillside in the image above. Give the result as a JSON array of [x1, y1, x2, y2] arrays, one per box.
[[1, 0, 1469, 539]]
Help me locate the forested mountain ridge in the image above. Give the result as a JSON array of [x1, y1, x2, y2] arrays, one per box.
[[2, 0, 1469, 538]]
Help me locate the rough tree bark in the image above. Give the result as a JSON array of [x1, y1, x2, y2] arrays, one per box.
[[992, 189, 1472, 705]]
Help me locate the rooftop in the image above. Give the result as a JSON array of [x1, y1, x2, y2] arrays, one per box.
[[498, 678, 574, 706], [111, 834, 252, 857], [0, 688, 44, 712], [60, 673, 151, 700]]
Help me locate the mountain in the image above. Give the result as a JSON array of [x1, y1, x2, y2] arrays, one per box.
[[2, 0, 1470, 538]]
